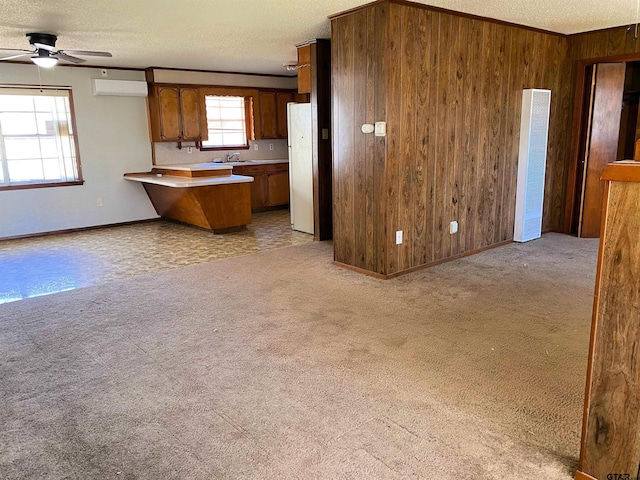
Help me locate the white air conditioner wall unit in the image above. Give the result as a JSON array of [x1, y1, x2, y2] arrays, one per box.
[[92, 79, 148, 97], [514, 89, 551, 243]]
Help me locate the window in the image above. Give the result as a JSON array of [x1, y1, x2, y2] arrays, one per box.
[[0, 87, 82, 189], [201, 95, 251, 150]]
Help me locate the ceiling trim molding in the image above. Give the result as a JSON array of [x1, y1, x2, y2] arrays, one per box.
[[0, 61, 298, 79], [145, 66, 296, 79]]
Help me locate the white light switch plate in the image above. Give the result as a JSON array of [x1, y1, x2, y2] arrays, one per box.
[[396, 230, 403, 245], [450, 221, 458, 234]]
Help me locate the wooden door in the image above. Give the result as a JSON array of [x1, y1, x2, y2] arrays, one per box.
[[276, 92, 294, 139], [180, 88, 201, 141], [578, 63, 625, 238], [258, 91, 277, 139], [157, 86, 182, 141]]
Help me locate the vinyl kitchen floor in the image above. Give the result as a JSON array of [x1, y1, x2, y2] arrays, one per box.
[[0, 210, 314, 304]]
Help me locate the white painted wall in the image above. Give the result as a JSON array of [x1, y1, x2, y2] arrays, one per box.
[[0, 64, 158, 239]]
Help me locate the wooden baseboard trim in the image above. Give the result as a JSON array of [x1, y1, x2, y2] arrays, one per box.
[[333, 239, 514, 279], [0, 218, 160, 242], [332, 261, 388, 279], [574, 471, 596, 480]]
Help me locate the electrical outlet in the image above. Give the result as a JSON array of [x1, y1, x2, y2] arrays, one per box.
[[396, 230, 403, 245], [254, 143, 258, 151], [187, 146, 193, 154], [322, 128, 329, 140], [450, 221, 458, 234], [269, 143, 274, 151], [101, 69, 108, 77], [97, 197, 103, 207]]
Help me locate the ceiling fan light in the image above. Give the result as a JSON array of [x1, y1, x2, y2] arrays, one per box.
[[31, 55, 57, 68]]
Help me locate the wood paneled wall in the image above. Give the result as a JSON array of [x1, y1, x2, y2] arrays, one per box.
[[332, 0, 572, 276]]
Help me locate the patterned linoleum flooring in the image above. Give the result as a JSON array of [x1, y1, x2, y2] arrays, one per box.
[[0, 210, 313, 304]]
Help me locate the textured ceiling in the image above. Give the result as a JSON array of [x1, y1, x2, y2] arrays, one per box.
[[0, 0, 637, 75]]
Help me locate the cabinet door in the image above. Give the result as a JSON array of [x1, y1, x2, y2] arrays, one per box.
[[297, 45, 311, 94], [276, 92, 294, 139], [251, 174, 269, 210], [157, 86, 182, 141], [258, 91, 277, 139], [267, 172, 290, 206], [180, 88, 201, 141]]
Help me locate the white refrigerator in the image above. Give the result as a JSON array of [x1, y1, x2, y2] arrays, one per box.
[[287, 103, 314, 235]]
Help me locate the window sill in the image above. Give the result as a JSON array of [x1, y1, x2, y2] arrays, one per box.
[[0, 180, 85, 191], [200, 145, 251, 152]]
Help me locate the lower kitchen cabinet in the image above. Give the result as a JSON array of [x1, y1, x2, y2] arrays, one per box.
[[249, 174, 268, 210], [232, 163, 289, 212], [268, 172, 290, 206]]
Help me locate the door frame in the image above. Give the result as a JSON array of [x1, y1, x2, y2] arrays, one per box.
[[563, 52, 640, 234]]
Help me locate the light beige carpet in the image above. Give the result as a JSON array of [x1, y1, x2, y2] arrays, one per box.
[[0, 233, 598, 479]]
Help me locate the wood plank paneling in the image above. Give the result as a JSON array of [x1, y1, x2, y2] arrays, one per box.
[[353, 10, 368, 269], [332, 0, 572, 276], [475, 21, 491, 251], [450, 16, 465, 256], [386, 4, 402, 273], [364, 8, 377, 272], [463, 18, 481, 251], [399, 5, 417, 271], [435, 13, 451, 260], [374, 3, 388, 274], [413, 8, 432, 267], [580, 174, 640, 479]]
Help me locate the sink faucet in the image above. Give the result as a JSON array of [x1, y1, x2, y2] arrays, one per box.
[[226, 152, 240, 162]]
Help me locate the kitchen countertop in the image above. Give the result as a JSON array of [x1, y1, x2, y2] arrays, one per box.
[[153, 163, 233, 172], [223, 159, 289, 167], [124, 173, 253, 188]]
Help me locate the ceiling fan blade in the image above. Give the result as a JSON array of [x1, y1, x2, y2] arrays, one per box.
[[52, 52, 85, 64], [33, 42, 56, 51], [60, 50, 112, 58], [0, 53, 32, 61], [0, 48, 33, 53]]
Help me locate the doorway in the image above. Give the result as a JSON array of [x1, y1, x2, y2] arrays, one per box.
[[569, 60, 640, 238]]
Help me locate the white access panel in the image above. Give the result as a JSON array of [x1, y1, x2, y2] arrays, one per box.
[[287, 103, 314, 235], [514, 89, 551, 242]]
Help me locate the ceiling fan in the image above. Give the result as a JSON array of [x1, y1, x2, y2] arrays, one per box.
[[0, 33, 112, 68]]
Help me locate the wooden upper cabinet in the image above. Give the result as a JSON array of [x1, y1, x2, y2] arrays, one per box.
[[297, 44, 311, 94], [155, 86, 182, 141], [276, 92, 293, 138], [148, 85, 202, 142], [258, 91, 278, 139], [179, 88, 202, 141], [256, 90, 295, 140]]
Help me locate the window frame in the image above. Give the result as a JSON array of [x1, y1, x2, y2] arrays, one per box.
[[0, 85, 84, 191], [199, 94, 253, 152]]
